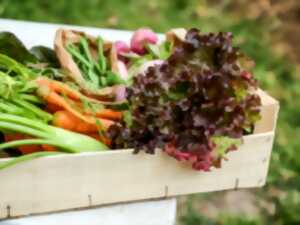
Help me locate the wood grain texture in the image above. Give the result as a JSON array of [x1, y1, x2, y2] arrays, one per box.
[[254, 89, 279, 134], [0, 131, 274, 219]]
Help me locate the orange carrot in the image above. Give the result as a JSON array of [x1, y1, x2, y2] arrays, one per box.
[[4, 133, 21, 142], [36, 78, 122, 105], [45, 102, 63, 113], [38, 86, 114, 130], [38, 85, 94, 124], [70, 101, 123, 121], [41, 145, 57, 152], [88, 133, 112, 146], [4, 134, 43, 154], [53, 110, 115, 133], [52, 110, 77, 131], [85, 109, 123, 121], [36, 78, 83, 100], [75, 121, 99, 133], [18, 144, 43, 154]]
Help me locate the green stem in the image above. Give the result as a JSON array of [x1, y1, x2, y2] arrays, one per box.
[[97, 37, 107, 73], [0, 102, 25, 114], [12, 98, 53, 121], [87, 68, 100, 87], [0, 121, 48, 138], [80, 38, 93, 64], [0, 151, 64, 170], [0, 113, 50, 132], [0, 139, 78, 153], [0, 53, 35, 79], [67, 44, 92, 69], [19, 94, 42, 104]]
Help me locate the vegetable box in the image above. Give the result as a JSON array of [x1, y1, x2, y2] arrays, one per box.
[[0, 19, 279, 219]]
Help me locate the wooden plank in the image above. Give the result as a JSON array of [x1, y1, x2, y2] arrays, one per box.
[[254, 89, 279, 133], [0, 131, 274, 219]]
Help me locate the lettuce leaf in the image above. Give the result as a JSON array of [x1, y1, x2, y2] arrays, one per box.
[[109, 28, 261, 171]]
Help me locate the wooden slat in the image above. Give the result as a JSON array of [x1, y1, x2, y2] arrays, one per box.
[[0, 131, 274, 219], [254, 89, 279, 133]]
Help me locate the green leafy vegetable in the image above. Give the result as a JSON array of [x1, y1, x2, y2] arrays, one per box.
[[0, 32, 37, 64], [30, 46, 60, 67], [0, 54, 51, 122]]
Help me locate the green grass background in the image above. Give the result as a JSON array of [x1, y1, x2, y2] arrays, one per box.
[[1, 0, 299, 224]]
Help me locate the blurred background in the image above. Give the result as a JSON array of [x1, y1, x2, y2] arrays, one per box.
[[1, 0, 299, 224]]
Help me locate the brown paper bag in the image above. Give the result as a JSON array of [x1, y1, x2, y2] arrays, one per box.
[[54, 28, 122, 99]]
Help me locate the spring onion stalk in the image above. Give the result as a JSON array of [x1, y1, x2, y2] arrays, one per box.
[[0, 113, 108, 153], [0, 152, 63, 170], [12, 98, 52, 121], [19, 94, 42, 104]]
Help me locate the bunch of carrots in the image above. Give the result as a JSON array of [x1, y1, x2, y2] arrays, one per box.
[[37, 77, 122, 146], [4, 77, 124, 154]]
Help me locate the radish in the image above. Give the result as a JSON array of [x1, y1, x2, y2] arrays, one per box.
[[130, 28, 158, 55]]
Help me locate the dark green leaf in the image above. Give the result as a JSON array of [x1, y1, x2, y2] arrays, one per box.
[[30, 46, 60, 67], [0, 32, 37, 63]]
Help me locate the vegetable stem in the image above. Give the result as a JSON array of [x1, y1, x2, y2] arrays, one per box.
[[0, 152, 63, 170], [19, 94, 42, 104], [0, 121, 48, 138], [0, 139, 79, 153], [0, 113, 50, 132], [66, 44, 91, 69], [97, 37, 107, 73], [12, 98, 53, 122]]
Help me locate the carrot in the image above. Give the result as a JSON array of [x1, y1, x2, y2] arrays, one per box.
[[36, 78, 83, 100], [36, 78, 123, 105], [41, 144, 57, 152], [45, 102, 63, 113], [38, 85, 94, 123], [18, 144, 42, 154], [53, 110, 114, 133], [52, 110, 77, 131], [85, 108, 123, 121], [4, 133, 22, 142], [75, 121, 99, 133], [88, 133, 112, 146], [44, 93, 122, 121], [39, 88, 115, 130], [4, 133, 43, 154], [68, 101, 123, 121]]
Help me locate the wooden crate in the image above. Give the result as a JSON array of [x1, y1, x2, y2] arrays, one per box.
[[0, 89, 278, 219], [0, 19, 279, 219]]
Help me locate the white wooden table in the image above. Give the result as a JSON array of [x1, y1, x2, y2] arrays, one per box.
[[0, 18, 176, 225]]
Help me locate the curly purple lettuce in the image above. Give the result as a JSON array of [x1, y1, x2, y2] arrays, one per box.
[[108, 28, 261, 171]]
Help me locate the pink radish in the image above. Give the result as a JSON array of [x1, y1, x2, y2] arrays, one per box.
[[130, 28, 158, 55], [114, 41, 130, 55], [117, 60, 128, 80]]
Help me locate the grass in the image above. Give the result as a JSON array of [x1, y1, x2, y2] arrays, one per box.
[[0, 0, 299, 224]]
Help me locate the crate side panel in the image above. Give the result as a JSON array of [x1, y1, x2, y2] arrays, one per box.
[[0, 132, 274, 219], [254, 89, 279, 133], [167, 131, 274, 196]]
